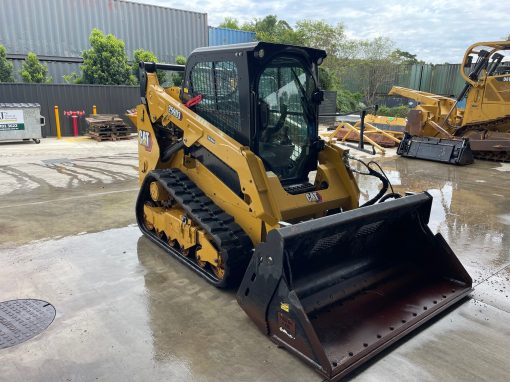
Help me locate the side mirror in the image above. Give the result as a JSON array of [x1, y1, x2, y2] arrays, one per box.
[[259, 100, 270, 129], [312, 89, 324, 104]]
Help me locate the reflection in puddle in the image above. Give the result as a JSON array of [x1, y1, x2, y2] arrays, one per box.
[[136, 236, 276, 381], [354, 157, 510, 285]]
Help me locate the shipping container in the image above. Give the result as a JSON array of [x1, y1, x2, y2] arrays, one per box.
[[208, 27, 256, 46], [0, 0, 208, 64]]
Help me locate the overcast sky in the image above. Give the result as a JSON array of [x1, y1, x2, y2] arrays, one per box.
[[136, 0, 509, 63]]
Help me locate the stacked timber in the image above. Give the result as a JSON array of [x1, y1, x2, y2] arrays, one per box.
[[86, 114, 131, 141]]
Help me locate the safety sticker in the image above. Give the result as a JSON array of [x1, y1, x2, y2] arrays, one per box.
[[278, 312, 296, 339]]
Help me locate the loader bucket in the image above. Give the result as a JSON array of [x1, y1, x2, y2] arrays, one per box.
[[237, 193, 472, 381], [397, 133, 474, 165]]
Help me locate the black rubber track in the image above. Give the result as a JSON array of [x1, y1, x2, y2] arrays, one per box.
[[136, 169, 253, 288]]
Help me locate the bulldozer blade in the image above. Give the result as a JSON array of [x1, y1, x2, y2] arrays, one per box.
[[397, 133, 474, 165], [237, 193, 472, 381]]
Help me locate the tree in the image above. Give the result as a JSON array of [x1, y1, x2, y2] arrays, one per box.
[[391, 49, 421, 65], [219, 17, 240, 30], [81, 28, 135, 85], [171, 55, 187, 86], [133, 48, 165, 84], [0, 45, 14, 82], [20, 52, 51, 83], [296, 20, 346, 57], [338, 37, 403, 106], [242, 15, 303, 45]]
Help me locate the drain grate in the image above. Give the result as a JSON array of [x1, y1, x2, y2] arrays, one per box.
[[0, 299, 55, 349]]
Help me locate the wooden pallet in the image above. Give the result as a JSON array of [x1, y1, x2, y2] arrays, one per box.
[[86, 114, 132, 142], [89, 132, 134, 142]]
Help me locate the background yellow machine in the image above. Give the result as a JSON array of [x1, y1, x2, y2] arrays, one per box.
[[391, 41, 510, 164], [132, 42, 471, 380]]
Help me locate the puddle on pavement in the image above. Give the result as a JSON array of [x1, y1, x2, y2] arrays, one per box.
[[354, 157, 510, 289], [1, 153, 509, 381], [0, 227, 319, 382]]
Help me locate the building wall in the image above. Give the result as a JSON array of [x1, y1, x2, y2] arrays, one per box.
[[1, 0, 208, 83], [10, 60, 82, 84], [0, 83, 139, 136], [208, 27, 256, 46]]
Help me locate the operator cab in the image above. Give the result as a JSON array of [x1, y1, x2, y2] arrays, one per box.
[[183, 42, 326, 187]]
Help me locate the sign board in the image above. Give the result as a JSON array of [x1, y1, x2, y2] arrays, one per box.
[[0, 109, 25, 131]]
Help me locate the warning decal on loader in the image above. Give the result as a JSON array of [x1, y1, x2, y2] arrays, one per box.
[[278, 312, 296, 339]]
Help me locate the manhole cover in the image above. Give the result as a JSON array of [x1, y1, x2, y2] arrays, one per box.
[[0, 299, 55, 349]]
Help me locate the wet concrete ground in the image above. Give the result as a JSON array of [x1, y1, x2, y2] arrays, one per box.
[[0, 138, 509, 381]]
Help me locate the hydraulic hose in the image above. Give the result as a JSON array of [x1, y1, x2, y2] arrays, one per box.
[[345, 155, 402, 206], [360, 168, 388, 207]]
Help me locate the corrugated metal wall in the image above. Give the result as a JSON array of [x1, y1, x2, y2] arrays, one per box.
[[1, 0, 208, 83], [10, 60, 82, 84], [208, 27, 256, 46], [0, 83, 139, 136], [340, 63, 469, 98]]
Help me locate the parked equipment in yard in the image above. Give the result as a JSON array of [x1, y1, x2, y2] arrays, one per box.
[[0, 103, 44, 144], [132, 42, 472, 380], [325, 113, 404, 154], [390, 41, 510, 164]]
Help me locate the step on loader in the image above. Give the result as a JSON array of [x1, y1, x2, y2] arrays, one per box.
[[131, 41, 472, 380]]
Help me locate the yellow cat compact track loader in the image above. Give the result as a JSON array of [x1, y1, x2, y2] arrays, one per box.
[[390, 41, 510, 164], [132, 42, 472, 380]]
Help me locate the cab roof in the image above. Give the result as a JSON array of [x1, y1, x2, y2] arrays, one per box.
[[191, 41, 327, 62]]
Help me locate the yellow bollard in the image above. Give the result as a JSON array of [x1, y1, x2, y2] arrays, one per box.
[[92, 105, 97, 115], [54, 105, 62, 139]]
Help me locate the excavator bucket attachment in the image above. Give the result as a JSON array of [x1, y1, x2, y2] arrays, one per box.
[[397, 133, 474, 165], [237, 193, 472, 381]]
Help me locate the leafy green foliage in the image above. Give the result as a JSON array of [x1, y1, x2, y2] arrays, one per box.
[[63, 72, 82, 84], [216, 16, 419, 111], [20, 52, 51, 83], [133, 49, 165, 84], [80, 29, 135, 85], [318, 67, 336, 90], [336, 89, 363, 113], [171, 55, 187, 87], [295, 20, 345, 57], [391, 49, 422, 65], [0, 45, 14, 82], [175, 55, 186, 65], [219, 17, 241, 30], [241, 15, 303, 45], [336, 37, 407, 106], [377, 105, 410, 118]]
